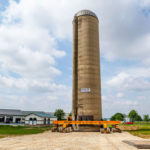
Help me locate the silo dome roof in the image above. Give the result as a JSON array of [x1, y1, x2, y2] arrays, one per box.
[[75, 10, 98, 19]]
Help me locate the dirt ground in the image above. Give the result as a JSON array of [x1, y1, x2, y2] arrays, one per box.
[[0, 131, 149, 150]]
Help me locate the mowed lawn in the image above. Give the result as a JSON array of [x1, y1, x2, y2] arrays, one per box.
[[120, 122, 150, 138], [0, 125, 51, 138]]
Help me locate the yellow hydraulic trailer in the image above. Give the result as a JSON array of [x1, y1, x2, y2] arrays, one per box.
[[52, 117, 121, 133]]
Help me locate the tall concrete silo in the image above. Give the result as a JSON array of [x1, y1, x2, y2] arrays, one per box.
[[72, 10, 102, 124]]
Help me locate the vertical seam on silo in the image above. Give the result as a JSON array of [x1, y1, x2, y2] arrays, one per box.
[[75, 17, 78, 120], [72, 16, 78, 121]]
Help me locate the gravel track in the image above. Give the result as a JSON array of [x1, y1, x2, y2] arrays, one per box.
[[0, 131, 149, 150]]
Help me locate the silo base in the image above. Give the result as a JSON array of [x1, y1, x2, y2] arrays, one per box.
[[73, 125, 100, 132]]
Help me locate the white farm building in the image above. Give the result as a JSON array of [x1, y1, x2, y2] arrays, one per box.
[[0, 109, 57, 125], [25, 112, 56, 125]]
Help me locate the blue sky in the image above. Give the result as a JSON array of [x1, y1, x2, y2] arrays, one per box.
[[0, 0, 8, 11], [0, 0, 150, 118]]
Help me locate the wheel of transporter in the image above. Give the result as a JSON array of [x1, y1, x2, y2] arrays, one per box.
[[112, 128, 116, 133], [100, 128, 104, 133], [58, 127, 63, 132], [106, 128, 110, 133], [118, 128, 122, 133], [68, 127, 72, 132], [66, 127, 70, 133], [52, 127, 56, 132], [109, 127, 112, 132]]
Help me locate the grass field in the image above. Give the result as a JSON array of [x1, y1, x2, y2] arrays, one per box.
[[0, 135, 5, 138], [0, 123, 150, 139], [0, 125, 51, 138], [120, 122, 150, 138]]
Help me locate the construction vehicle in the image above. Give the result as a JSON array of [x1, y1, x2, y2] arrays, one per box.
[[52, 116, 121, 133]]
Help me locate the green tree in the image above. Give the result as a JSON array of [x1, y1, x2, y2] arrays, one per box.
[[128, 110, 138, 121], [128, 110, 142, 121], [69, 112, 72, 116], [110, 113, 124, 121], [115, 114, 123, 121], [54, 109, 65, 120], [135, 115, 142, 121], [144, 115, 149, 121], [110, 115, 115, 121]]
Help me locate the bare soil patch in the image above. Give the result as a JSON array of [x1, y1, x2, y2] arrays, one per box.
[[120, 125, 139, 131]]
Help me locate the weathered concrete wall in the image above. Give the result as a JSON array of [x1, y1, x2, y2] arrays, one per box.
[[72, 12, 102, 121]]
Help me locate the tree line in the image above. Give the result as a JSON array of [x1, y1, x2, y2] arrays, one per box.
[[54, 109, 150, 122], [110, 110, 150, 122]]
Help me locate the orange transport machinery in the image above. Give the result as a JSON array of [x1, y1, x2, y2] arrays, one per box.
[[52, 117, 121, 133]]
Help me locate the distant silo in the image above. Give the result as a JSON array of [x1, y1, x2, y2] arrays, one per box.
[[72, 10, 102, 124]]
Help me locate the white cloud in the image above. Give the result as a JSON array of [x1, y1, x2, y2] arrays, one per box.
[[0, 23, 66, 78], [0, 0, 150, 116], [102, 95, 106, 101], [102, 93, 141, 117], [116, 93, 124, 98], [0, 74, 72, 112], [0, 0, 70, 112], [140, 0, 150, 7], [2, 0, 150, 66], [107, 71, 150, 91], [104, 68, 150, 117], [136, 95, 147, 100], [98, 0, 150, 63], [0, 75, 67, 92]]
